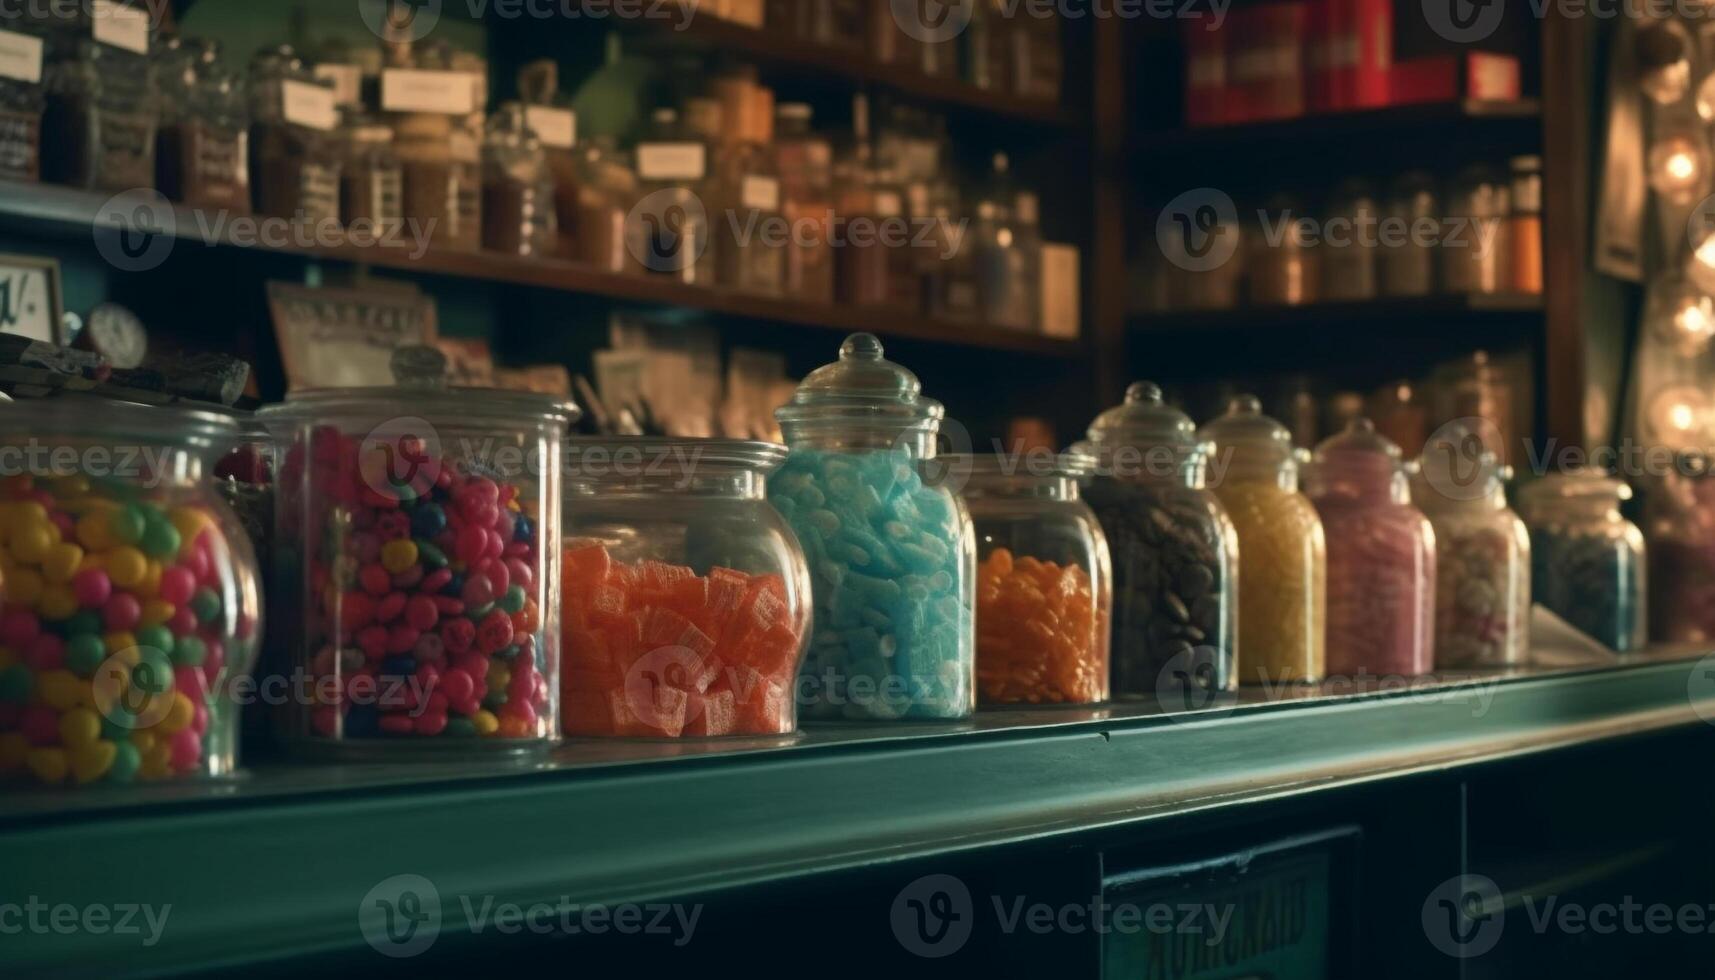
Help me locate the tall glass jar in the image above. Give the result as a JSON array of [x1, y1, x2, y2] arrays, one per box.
[[482, 101, 556, 258], [339, 113, 404, 233], [1381, 171, 1437, 297], [248, 46, 340, 224], [1246, 193, 1320, 307], [1200, 395, 1326, 686], [44, 37, 157, 191], [1080, 383, 1238, 700], [561, 438, 811, 737], [1644, 454, 1715, 643], [769, 334, 976, 721], [0, 398, 261, 787], [1432, 350, 1516, 465], [1413, 425, 1531, 669], [156, 39, 249, 210], [574, 136, 636, 273], [1305, 419, 1436, 678], [260, 385, 576, 755], [1321, 178, 1379, 302], [1517, 473, 1647, 651], [956, 452, 1111, 707], [775, 102, 835, 304], [0, 19, 45, 182]]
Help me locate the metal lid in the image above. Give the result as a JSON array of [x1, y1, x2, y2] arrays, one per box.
[[1517, 469, 1632, 506], [1086, 382, 1201, 457], [260, 387, 578, 427], [775, 333, 944, 435]]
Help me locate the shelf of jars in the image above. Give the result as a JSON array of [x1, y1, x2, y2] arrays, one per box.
[[1, 650, 1708, 976], [1128, 292, 1545, 332], [0, 181, 1085, 357], [1134, 99, 1543, 156]]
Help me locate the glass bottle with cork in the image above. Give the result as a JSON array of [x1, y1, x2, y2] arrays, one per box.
[[482, 101, 556, 258], [630, 105, 716, 284], [774, 101, 835, 303], [833, 94, 920, 311], [515, 59, 579, 259]]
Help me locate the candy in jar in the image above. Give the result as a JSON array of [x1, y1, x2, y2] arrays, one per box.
[[1080, 383, 1238, 701], [0, 398, 261, 786], [261, 383, 575, 751], [1304, 419, 1436, 678], [1644, 453, 1715, 643], [957, 452, 1111, 706], [1413, 424, 1530, 668], [769, 334, 975, 721], [1519, 471, 1647, 651], [1200, 395, 1325, 686]]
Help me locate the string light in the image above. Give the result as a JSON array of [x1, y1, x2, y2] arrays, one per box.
[[1647, 132, 1711, 202]]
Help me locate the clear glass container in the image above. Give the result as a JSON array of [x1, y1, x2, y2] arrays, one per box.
[[1508, 155, 1543, 294], [44, 36, 157, 191], [833, 95, 921, 311], [560, 438, 811, 737], [0, 398, 261, 787], [1200, 395, 1326, 686], [1321, 178, 1379, 302], [1381, 171, 1437, 297], [630, 106, 716, 284], [1368, 380, 1429, 458], [1644, 454, 1715, 643], [339, 112, 404, 233], [1413, 424, 1531, 669], [395, 109, 481, 251], [1304, 419, 1436, 678], [1442, 164, 1509, 294], [248, 46, 340, 224], [768, 334, 976, 721], [954, 452, 1111, 707], [1246, 193, 1319, 306], [260, 385, 576, 754], [517, 59, 579, 260], [1079, 383, 1239, 700], [711, 68, 786, 296], [974, 154, 1039, 331], [573, 135, 636, 273], [482, 101, 556, 258], [1519, 472, 1647, 651], [775, 102, 835, 304], [0, 19, 45, 182], [1431, 350, 1515, 465], [156, 38, 250, 210]]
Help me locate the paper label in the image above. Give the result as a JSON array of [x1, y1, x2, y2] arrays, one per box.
[[91, 0, 151, 54], [741, 175, 780, 212], [873, 191, 903, 218], [525, 106, 576, 150], [636, 142, 706, 181], [283, 79, 339, 131], [315, 64, 365, 108], [382, 69, 477, 115], [1040, 243, 1081, 339], [0, 29, 43, 84]]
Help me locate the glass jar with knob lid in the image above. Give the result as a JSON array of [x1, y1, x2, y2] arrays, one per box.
[[1643, 453, 1715, 644], [1519, 471, 1647, 651], [1200, 395, 1325, 686], [769, 333, 975, 721], [1304, 419, 1436, 678], [1078, 382, 1238, 703]]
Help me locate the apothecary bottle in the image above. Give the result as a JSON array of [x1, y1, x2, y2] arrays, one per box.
[[572, 136, 636, 273], [248, 46, 340, 224], [1200, 395, 1325, 686], [1080, 383, 1238, 701], [44, 36, 158, 191], [0, 18, 45, 182], [1643, 453, 1715, 643], [1413, 425, 1531, 668], [775, 102, 835, 303], [1519, 472, 1647, 651], [156, 38, 250, 210], [481, 101, 556, 258], [339, 113, 404, 232], [957, 451, 1111, 706], [1304, 419, 1436, 678], [630, 106, 716, 284], [769, 333, 976, 721], [561, 438, 811, 737]]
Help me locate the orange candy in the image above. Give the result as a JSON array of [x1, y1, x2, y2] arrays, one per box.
[[560, 543, 803, 738], [976, 548, 1108, 706]]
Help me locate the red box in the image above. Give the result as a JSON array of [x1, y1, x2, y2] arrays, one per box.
[[1183, 13, 1228, 127], [1307, 0, 1392, 112], [1388, 53, 1521, 104], [1226, 2, 1308, 124]]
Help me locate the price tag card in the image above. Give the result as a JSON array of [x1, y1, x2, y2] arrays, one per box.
[[91, 0, 151, 54], [382, 69, 477, 115], [741, 176, 780, 212], [283, 79, 339, 131], [636, 143, 707, 182], [525, 106, 577, 150], [0, 29, 44, 84]]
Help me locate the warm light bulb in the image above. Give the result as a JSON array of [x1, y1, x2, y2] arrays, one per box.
[[1649, 134, 1711, 201], [1647, 271, 1715, 353], [1670, 151, 1698, 181], [1650, 386, 1714, 446]]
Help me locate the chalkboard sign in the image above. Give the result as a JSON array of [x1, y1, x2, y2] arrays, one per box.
[[1101, 828, 1360, 980]]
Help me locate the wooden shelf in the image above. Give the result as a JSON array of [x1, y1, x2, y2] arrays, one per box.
[[0, 182, 1083, 358], [1129, 293, 1544, 332], [1135, 99, 1543, 155]]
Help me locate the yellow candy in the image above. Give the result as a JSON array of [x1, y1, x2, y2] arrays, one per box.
[[104, 631, 138, 657], [76, 512, 117, 551], [130, 730, 157, 753], [111, 646, 142, 668], [140, 600, 174, 628], [58, 708, 102, 748], [24, 747, 68, 785], [380, 539, 419, 574], [156, 692, 195, 735], [6, 500, 47, 534], [106, 547, 148, 589], [10, 521, 55, 564], [6, 567, 39, 605], [37, 585, 79, 621], [50, 475, 91, 497], [70, 741, 117, 784], [76, 552, 104, 574], [137, 561, 163, 599], [487, 664, 511, 694], [37, 670, 88, 711], [170, 507, 210, 548], [0, 732, 27, 771], [472, 710, 499, 735], [41, 541, 85, 584], [139, 742, 172, 780]]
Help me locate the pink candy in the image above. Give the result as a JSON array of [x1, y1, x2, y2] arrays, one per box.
[[102, 592, 142, 631], [0, 609, 39, 649], [24, 634, 64, 671], [159, 567, 197, 606], [405, 595, 439, 631], [72, 568, 113, 608]]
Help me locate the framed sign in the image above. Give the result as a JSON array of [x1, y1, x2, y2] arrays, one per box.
[[268, 281, 438, 390], [0, 254, 64, 345]]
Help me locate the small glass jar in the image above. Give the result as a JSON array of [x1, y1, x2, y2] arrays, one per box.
[[0, 398, 261, 787], [248, 46, 340, 224], [955, 452, 1111, 707], [340, 113, 404, 234], [768, 334, 976, 721], [1321, 178, 1379, 302], [1644, 454, 1715, 643], [395, 110, 482, 252], [260, 385, 576, 755], [0, 20, 47, 182], [573, 136, 637, 273], [775, 102, 836, 304], [1413, 425, 1531, 669], [1246, 193, 1320, 307], [561, 438, 811, 737], [1507, 155, 1543, 294], [1368, 380, 1429, 458], [1080, 383, 1238, 700], [1381, 171, 1437, 297], [44, 37, 158, 191], [1519, 472, 1647, 651], [482, 101, 556, 258], [1201, 396, 1326, 686], [156, 39, 250, 210], [1305, 419, 1436, 678], [1431, 350, 1515, 465], [1442, 164, 1509, 295]]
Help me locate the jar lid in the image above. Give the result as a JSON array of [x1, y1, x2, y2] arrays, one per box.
[[0, 395, 238, 452], [565, 436, 787, 476], [1086, 382, 1201, 457], [775, 333, 944, 434], [1517, 469, 1632, 506], [1197, 394, 1293, 469], [1413, 421, 1510, 506], [939, 449, 1097, 481], [1312, 417, 1403, 468], [260, 387, 579, 427]]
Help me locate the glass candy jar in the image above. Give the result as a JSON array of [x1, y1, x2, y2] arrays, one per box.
[[1304, 419, 1436, 678], [0, 398, 261, 787], [1518, 472, 1647, 651], [955, 452, 1111, 707], [261, 386, 575, 754], [1413, 426, 1531, 669], [1200, 395, 1326, 686], [561, 438, 811, 737], [1644, 454, 1715, 643], [1080, 383, 1238, 700], [769, 334, 976, 721]]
